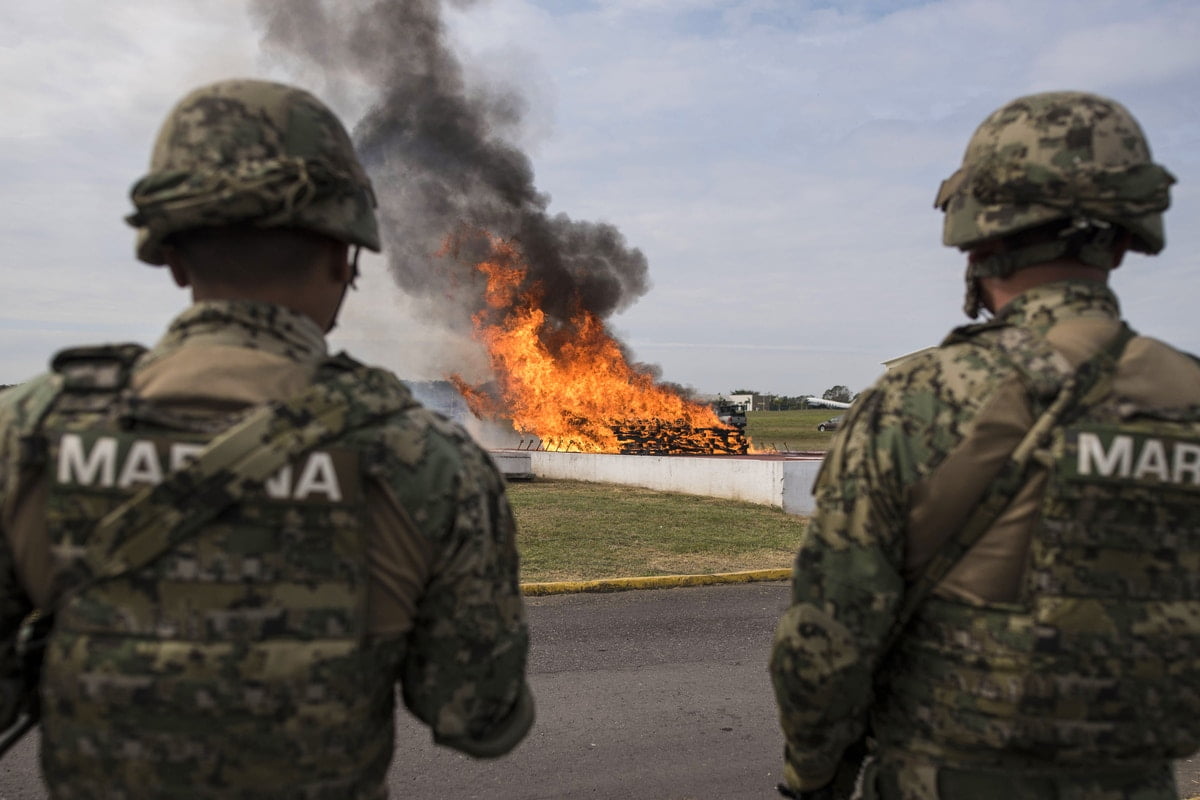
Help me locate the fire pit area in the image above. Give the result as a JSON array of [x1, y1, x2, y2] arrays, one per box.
[[450, 235, 754, 459]]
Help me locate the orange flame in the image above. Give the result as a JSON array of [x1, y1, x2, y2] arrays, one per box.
[[447, 233, 747, 454]]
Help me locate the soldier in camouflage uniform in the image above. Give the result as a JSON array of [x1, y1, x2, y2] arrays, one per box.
[[0, 79, 533, 798], [770, 91, 1200, 799]]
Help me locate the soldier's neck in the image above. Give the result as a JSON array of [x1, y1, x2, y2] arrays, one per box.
[[980, 260, 1111, 314]]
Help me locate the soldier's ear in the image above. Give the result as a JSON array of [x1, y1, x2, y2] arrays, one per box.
[[327, 241, 354, 284], [162, 248, 192, 288], [1111, 231, 1133, 271]]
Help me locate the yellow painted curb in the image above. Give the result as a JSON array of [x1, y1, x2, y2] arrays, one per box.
[[521, 568, 791, 596]]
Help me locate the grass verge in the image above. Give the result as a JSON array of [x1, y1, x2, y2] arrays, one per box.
[[508, 478, 807, 583], [744, 409, 842, 452]]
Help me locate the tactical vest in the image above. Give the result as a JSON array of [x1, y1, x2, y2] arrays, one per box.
[[874, 324, 1200, 770], [25, 344, 413, 800]]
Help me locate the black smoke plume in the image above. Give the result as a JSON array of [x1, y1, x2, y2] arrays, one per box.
[[250, 0, 650, 342]]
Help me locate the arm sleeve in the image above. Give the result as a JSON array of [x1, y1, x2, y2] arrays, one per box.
[[769, 387, 907, 790], [0, 388, 37, 727], [398, 432, 533, 758], [0, 535, 32, 730]]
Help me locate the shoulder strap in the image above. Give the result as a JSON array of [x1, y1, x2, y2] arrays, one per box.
[[884, 323, 1136, 651], [66, 360, 415, 602], [7, 345, 147, 482], [10, 379, 66, 473], [50, 344, 147, 392]]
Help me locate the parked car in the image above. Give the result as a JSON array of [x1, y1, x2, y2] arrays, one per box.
[[817, 415, 843, 432]]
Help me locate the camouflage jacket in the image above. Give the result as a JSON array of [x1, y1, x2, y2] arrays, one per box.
[[770, 279, 1200, 794], [0, 300, 533, 797]]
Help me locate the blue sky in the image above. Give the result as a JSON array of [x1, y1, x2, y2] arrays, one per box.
[[3, 0, 1198, 399]]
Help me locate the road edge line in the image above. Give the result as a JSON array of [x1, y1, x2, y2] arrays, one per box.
[[521, 568, 791, 596]]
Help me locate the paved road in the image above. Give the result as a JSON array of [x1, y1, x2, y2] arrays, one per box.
[[0, 582, 1197, 799], [386, 581, 793, 800]]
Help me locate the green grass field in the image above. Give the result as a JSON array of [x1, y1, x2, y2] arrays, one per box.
[[508, 479, 807, 583], [503, 408, 838, 582], [743, 409, 843, 452]]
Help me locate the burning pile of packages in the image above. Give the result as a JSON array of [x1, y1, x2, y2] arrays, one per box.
[[610, 421, 748, 455], [518, 418, 749, 455], [449, 236, 751, 456]]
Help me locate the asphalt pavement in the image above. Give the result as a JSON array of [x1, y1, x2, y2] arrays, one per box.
[[387, 581, 793, 800], [1, 581, 1197, 799], [389, 581, 1200, 800]]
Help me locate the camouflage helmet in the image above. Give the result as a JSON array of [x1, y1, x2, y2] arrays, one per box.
[[126, 79, 380, 265], [935, 91, 1174, 261]]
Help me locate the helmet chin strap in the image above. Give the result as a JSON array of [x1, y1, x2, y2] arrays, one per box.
[[325, 246, 361, 334], [963, 272, 986, 320]]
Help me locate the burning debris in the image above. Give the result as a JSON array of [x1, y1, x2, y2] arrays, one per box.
[[517, 425, 748, 456], [445, 234, 750, 455], [251, 0, 750, 455], [610, 423, 749, 456]]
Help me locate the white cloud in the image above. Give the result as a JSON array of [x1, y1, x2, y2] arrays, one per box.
[[1028, 14, 1200, 91]]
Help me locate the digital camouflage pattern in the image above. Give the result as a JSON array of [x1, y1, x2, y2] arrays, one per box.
[[126, 79, 380, 265], [938, 92, 1177, 320], [770, 280, 1200, 800], [935, 91, 1174, 259], [0, 301, 532, 798]]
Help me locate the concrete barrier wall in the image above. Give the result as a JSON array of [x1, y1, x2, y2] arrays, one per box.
[[490, 452, 535, 481], [781, 460, 823, 516], [495, 451, 822, 516]]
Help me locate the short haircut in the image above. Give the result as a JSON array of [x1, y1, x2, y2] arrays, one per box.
[[167, 226, 340, 286]]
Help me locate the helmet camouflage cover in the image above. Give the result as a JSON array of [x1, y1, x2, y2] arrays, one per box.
[[126, 79, 380, 265], [935, 91, 1174, 258]]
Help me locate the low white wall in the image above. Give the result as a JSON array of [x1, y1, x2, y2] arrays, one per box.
[[498, 451, 822, 516], [781, 460, 823, 516], [490, 451, 534, 480]]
